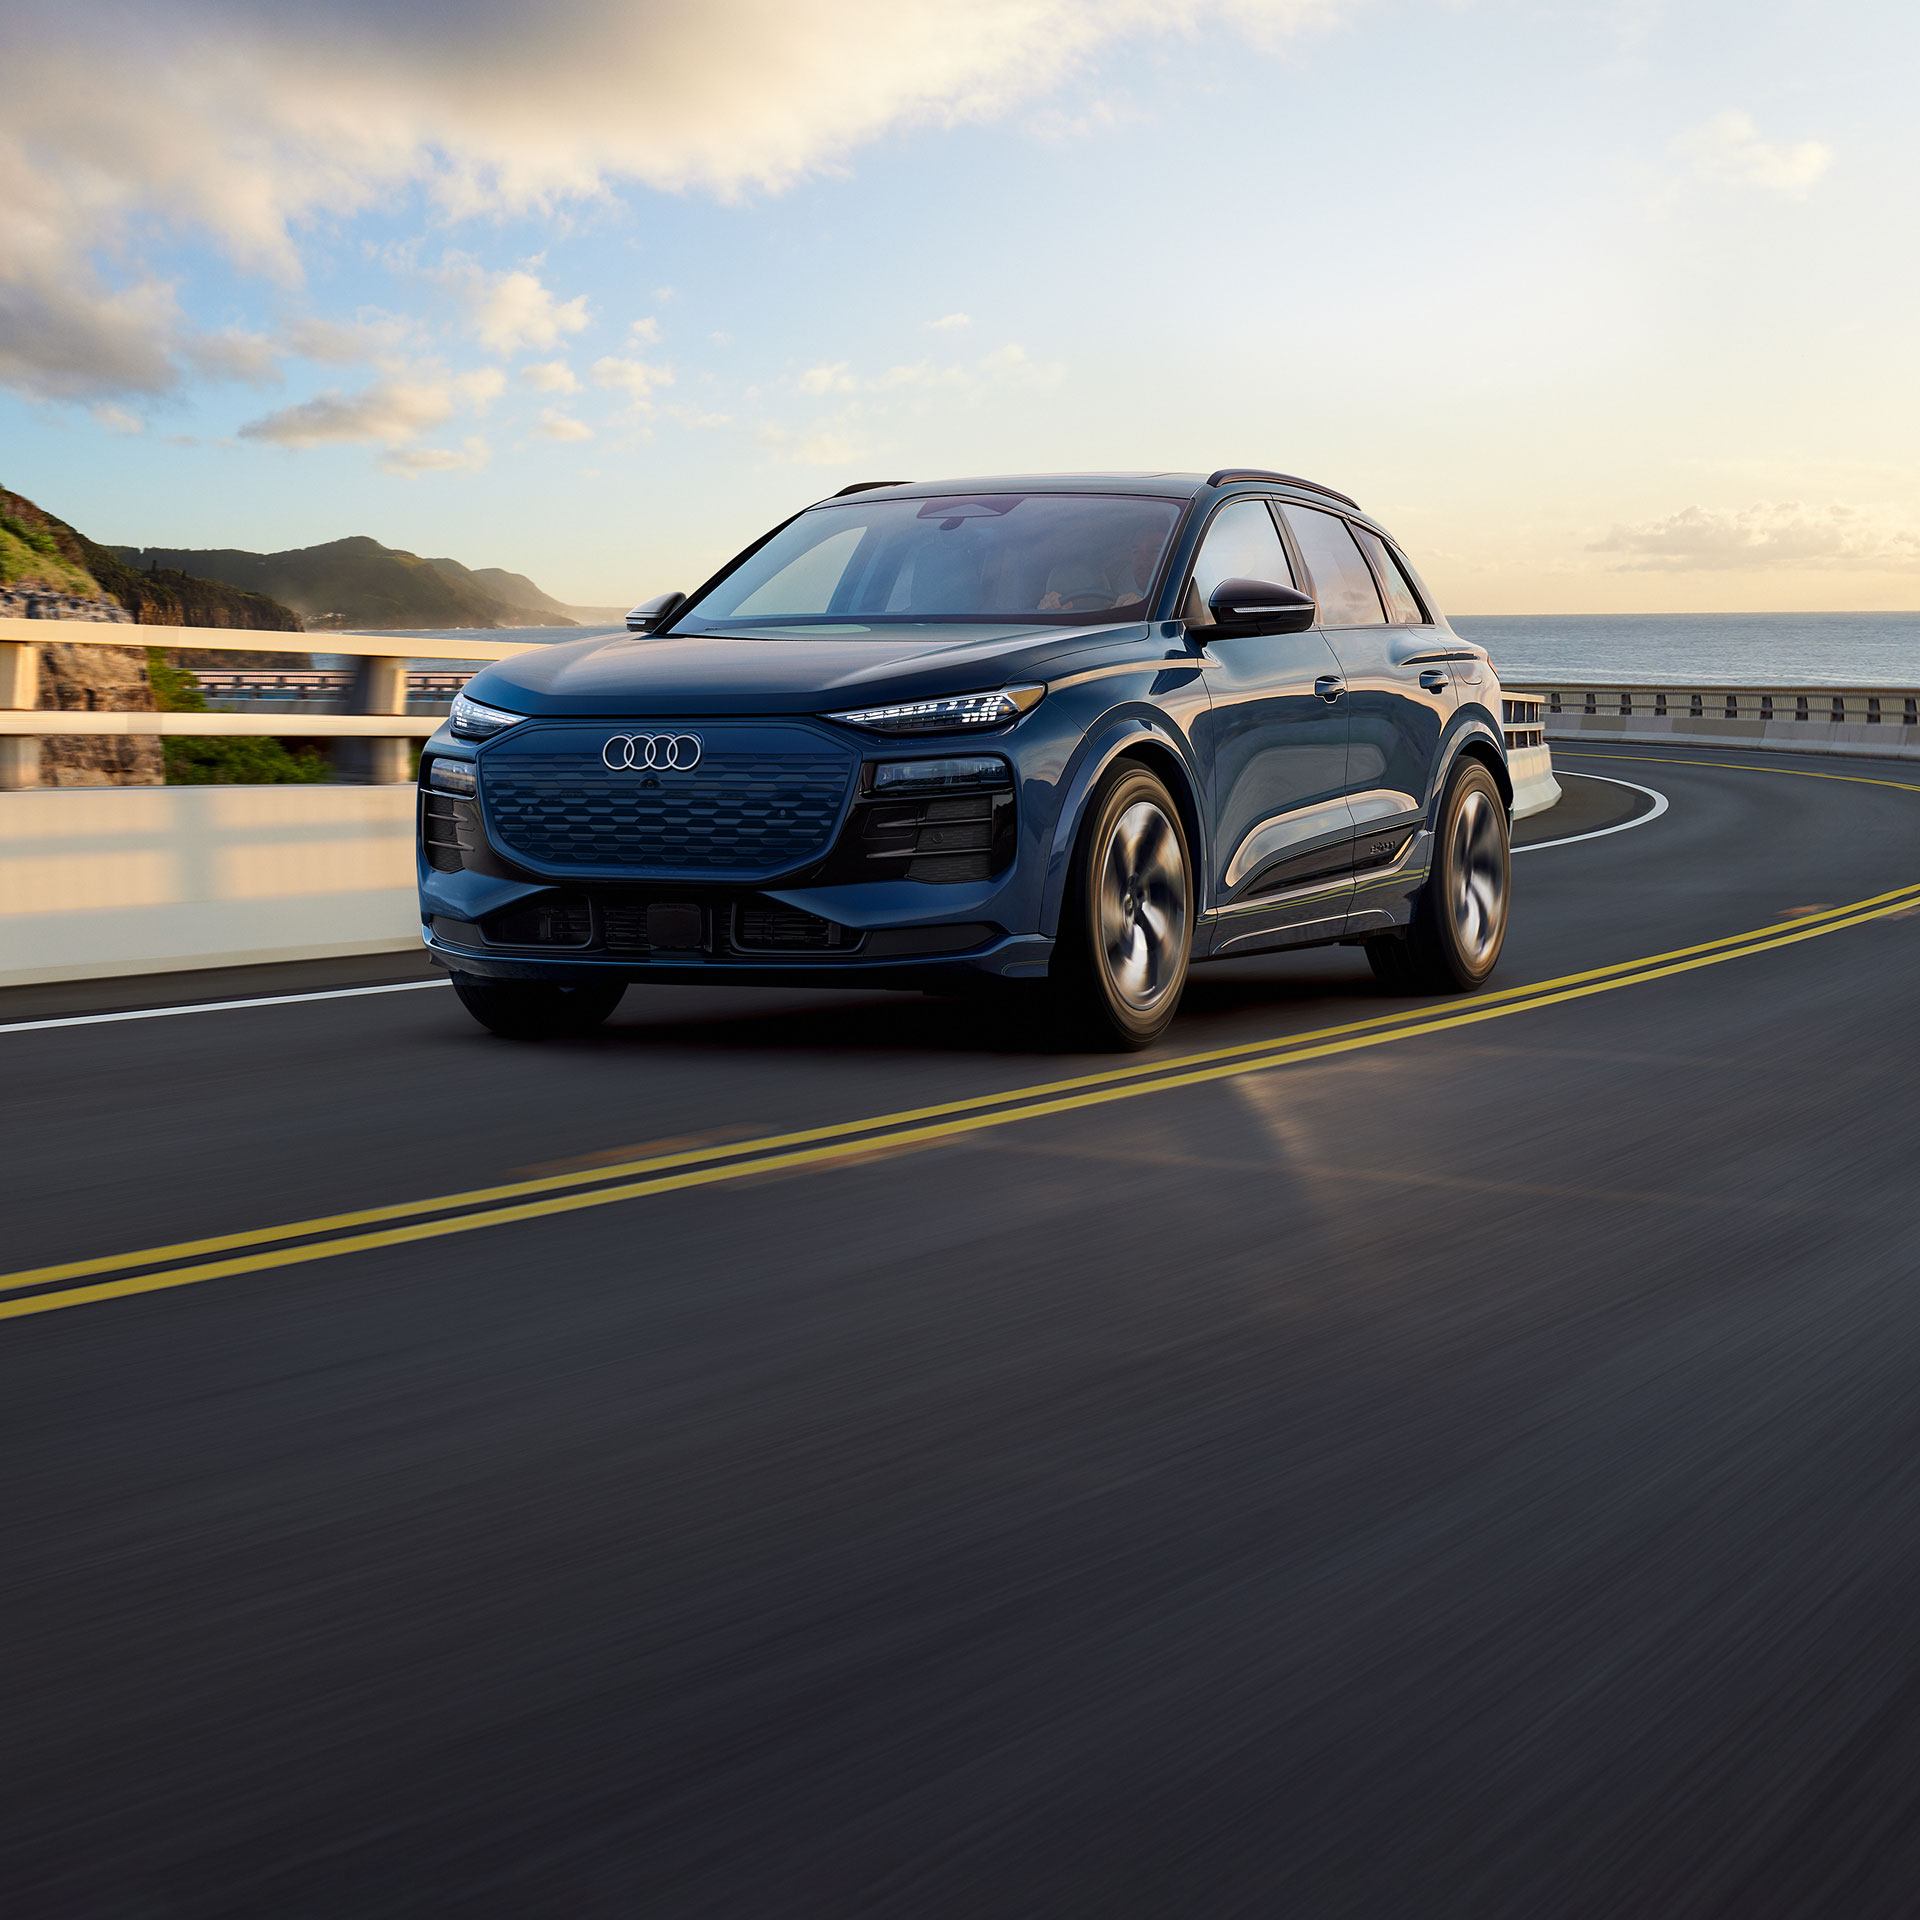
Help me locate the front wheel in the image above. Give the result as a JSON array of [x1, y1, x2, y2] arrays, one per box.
[[451, 973, 627, 1040], [1046, 763, 1194, 1050], [1366, 760, 1509, 994]]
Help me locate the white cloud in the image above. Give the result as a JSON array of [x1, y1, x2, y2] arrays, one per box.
[[925, 313, 972, 331], [759, 422, 876, 467], [592, 354, 675, 407], [283, 312, 414, 364], [434, 255, 591, 354], [521, 359, 580, 393], [91, 404, 144, 434], [535, 407, 594, 441], [1590, 502, 1920, 572], [238, 365, 499, 447], [1676, 111, 1833, 198], [383, 436, 491, 476], [0, 0, 1352, 402], [797, 361, 859, 395], [629, 317, 662, 344], [667, 403, 733, 430]]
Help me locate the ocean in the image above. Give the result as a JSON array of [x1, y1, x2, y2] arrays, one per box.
[[1449, 612, 1920, 689], [340, 611, 1920, 691]]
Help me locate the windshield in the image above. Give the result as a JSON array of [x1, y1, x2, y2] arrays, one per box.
[[675, 492, 1185, 632]]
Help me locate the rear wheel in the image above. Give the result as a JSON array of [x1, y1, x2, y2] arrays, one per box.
[[1365, 759, 1509, 994], [451, 974, 627, 1039], [1046, 763, 1193, 1050]]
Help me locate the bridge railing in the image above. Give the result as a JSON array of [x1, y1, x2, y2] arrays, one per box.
[[1508, 681, 1920, 763], [0, 616, 537, 790]]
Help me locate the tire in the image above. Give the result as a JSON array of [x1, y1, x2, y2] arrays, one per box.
[[1365, 759, 1509, 994], [1045, 762, 1194, 1049], [451, 973, 627, 1040]]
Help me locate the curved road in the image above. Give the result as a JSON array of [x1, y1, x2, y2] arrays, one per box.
[[4, 743, 1919, 1915]]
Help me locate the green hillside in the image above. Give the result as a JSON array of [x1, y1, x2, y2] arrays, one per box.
[[2, 485, 304, 633], [115, 535, 578, 630]]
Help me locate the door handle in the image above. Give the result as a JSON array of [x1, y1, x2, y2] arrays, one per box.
[[1314, 675, 1345, 703], [1419, 669, 1449, 694]]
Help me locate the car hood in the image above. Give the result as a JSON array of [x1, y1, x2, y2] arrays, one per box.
[[460, 621, 1162, 718]]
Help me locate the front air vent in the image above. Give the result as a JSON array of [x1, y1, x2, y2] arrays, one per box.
[[480, 894, 592, 948], [734, 902, 854, 951], [422, 792, 481, 873]]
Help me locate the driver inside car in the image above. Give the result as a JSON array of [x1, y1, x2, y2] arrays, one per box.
[[1038, 520, 1164, 612]]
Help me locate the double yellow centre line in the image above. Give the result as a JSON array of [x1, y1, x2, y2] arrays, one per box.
[[6, 875, 1919, 1324]]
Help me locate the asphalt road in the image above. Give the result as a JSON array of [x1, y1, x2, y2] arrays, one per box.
[[4, 743, 1919, 1916]]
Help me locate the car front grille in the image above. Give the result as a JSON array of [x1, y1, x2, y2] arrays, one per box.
[[481, 735, 855, 877]]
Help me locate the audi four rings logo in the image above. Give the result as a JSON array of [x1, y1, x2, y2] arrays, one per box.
[[602, 733, 703, 771]]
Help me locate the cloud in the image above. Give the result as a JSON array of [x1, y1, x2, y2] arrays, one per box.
[[796, 342, 1062, 398], [592, 354, 674, 407], [238, 365, 498, 446], [797, 361, 859, 395], [0, 0, 1352, 402], [1590, 502, 1920, 572], [283, 312, 414, 364], [521, 359, 580, 392], [91, 404, 145, 434], [924, 313, 972, 331], [759, 422, 876, 467], [1676, 111, 1833, 198], [629, 317, 662, 344], [383, 435, 491, 476], [667, 403, 733, 430], [434, 254, 591, 353], [534, 407, 594, 441]]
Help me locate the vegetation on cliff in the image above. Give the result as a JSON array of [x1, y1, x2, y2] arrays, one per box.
[[146, 652, 331, 784]]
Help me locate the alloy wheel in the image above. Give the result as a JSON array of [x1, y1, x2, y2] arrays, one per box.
[[1097, 798, 1189, 1011], [1447, 786, 1507, 967]]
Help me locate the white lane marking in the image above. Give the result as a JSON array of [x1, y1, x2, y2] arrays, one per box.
[[0, 978, 450, 1035], [1514, 775, 1668, 854]]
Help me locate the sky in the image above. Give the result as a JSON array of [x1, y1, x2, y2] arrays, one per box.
[[1, 0, 1912, 615]]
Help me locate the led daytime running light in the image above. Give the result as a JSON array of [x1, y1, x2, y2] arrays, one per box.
[[827, 685, 1042, 735], [448, 692, 527, 741]]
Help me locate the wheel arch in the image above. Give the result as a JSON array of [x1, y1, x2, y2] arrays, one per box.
[[1429, 711, 1512, 821], [1040, 719, 1207, 939]]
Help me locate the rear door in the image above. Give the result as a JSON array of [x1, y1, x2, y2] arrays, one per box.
[[1277, 504, 1447, 883], [1183, 497, 1352, 956]]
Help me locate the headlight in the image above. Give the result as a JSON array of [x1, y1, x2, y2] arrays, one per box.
[[449, 692, 526, 741], [427, 758, 476, 795], [826, 685, 1043, 735]]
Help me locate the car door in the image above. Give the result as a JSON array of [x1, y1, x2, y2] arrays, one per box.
[[1183, 497, 1353, 957], [1277, 504, 1449, 898]]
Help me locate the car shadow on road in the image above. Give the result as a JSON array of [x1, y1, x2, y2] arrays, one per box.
[[582, 947, 1389, 1062]]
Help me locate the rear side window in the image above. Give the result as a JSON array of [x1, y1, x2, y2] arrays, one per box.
[[1351, 526, 1426, 625], [1185, 498, 1294, 623], [1281, 505, 1385, 627]]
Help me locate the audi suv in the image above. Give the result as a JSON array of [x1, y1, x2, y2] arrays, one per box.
[[418, 470, 1512, 1047]]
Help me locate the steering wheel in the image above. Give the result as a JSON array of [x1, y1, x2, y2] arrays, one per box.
[[1059, 590, 1118, 610]]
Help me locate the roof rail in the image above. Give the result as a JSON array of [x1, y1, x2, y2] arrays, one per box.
[[1205, 468, 1360, 511], [832, 479, 913, 496]]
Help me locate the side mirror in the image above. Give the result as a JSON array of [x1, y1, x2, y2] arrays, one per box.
[[1207, 577, 1316, 635], [625, 590, 687, 634]]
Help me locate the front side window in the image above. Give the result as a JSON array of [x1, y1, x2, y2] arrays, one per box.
[[1351, 526, 1426, 625], [676, 493, 1185, 631], [1183, 498, 1293, 624], [1281, 505, 1386, 628]]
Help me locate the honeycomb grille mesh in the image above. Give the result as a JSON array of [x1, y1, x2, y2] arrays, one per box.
[[483, 749, 852, 874]]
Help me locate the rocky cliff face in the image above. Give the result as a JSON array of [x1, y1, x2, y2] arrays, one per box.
[[2, 486, 306, 786]]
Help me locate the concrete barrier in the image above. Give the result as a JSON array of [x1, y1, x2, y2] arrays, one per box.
[[1512, 683, 1920, 763], [0, 785, 418, 987]]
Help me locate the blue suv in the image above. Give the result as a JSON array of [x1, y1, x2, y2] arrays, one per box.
[[419, 471, 1512, 1047]]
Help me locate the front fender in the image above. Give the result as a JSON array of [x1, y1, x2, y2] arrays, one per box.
[[1038, 714, 1208, 939]]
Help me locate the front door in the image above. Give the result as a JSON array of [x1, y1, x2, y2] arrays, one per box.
[[1183, 497, 1352, 958]]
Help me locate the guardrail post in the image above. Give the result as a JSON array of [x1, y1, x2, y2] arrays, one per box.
[[0, 641, 40, 790], [331, 654, 413, 784]]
